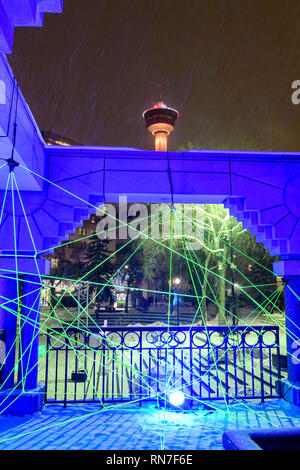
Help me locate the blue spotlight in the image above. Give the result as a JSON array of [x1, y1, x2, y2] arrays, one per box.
[[168, 390, 185, 408]]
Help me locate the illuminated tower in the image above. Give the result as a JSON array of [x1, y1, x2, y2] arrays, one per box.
[[143, 101, 179, 151]]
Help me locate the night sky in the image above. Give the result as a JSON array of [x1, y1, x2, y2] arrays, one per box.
[[7, 0, 300, 152]]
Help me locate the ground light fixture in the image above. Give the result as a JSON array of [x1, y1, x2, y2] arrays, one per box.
[[157, 390, 189, 411], [168, 390, 185, 408]]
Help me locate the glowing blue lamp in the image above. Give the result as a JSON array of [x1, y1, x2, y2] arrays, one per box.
[[168, 390, 185, 407]]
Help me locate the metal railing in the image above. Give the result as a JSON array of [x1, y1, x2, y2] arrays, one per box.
[[44, 325, 283, 406]]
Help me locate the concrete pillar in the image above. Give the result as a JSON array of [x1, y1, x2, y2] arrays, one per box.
[[17, 275, 42, 390], [274, 260, 300, 405], [0, 272, 45, 415], [0, 275, 18, 389], [284, 276, 300, 383]]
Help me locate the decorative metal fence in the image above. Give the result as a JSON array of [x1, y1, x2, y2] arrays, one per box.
[[44, 325, 283, 406]]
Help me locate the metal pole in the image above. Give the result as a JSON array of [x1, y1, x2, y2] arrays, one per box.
[[77, 284, 80, 328], [86, 285, 89, 328]]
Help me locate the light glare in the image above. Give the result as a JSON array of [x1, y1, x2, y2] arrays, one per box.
[[168, 390, 185, 407]]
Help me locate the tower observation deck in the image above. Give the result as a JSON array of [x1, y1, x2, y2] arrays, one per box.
[[143, 101, 179, 151]]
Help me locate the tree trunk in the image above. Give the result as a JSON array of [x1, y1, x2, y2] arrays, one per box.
[[49, 282, 58, 317], [125, 288, 130, 313], [200, 277, 208, 325], [200, 254, 211, 325], [218, 262, 227, 325]]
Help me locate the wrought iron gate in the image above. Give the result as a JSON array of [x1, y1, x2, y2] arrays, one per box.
[[44, 325, 283, 406]]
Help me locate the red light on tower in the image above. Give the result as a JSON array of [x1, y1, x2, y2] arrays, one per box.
[[143, 101, 179, 151]]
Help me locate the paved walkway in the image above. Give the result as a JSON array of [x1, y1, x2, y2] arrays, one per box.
[[0, 399, 299, 450]]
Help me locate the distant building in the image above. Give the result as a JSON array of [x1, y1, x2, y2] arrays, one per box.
[[42, 130, 80, 147]]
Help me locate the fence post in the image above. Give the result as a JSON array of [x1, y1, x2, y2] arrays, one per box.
[[259, 330, 265, 403], [44, 330, 50, 403], [64, 334, 68, 408]]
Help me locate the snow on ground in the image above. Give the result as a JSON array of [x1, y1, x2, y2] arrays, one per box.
[[0, 399, 300, 450]]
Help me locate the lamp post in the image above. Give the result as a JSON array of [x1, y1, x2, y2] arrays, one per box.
[[173, 278, 181, 326]]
